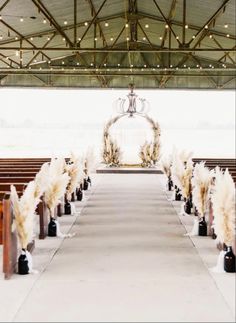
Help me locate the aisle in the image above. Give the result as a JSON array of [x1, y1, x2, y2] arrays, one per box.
[[13, 174, 234, 322]]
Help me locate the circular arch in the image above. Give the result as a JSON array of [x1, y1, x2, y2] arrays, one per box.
[[102, 114, 161, 167]]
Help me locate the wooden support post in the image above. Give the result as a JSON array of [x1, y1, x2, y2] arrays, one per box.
[[3, 194, 17, 280], [0, 199, 3, 245]]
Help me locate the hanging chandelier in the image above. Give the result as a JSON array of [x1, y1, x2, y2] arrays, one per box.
[[115, 84, 150, 117]]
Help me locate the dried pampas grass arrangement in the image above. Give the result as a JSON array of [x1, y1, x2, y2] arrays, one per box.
[[11, 181, 39, 249], [139, 141, 152, 167], [103, 134, 122, 166], [65, 154, 83, 201], [171, 154, 193, 199], [211, 168, 235, 247], [161, 155, 173, 178], [192, 162, 213, 218], [84, 147, 96, 176], [139, 115, 161, 167], [44, 158, 70, 217], [34, 162, 50, 199], [102, 115, 123, 166]]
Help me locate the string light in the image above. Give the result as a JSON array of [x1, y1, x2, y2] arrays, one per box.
[[15, 36, 18, 40], [30, 37, 34, 41], [78, 37, 81, 41], [105, 22, 109, 27], [90, 62, 93, 66], [126, 37, 129, 41], [176, 36, 179, 39], [165, 24, 168, 29], [94, 37, 97, 41], [47, 36, 50, 41], [62, 61, 65, 65], [43, 18, 47, 24], [185, 24, 188, 29], [64, 20, 68, 25], [226, 34, 230, 37], [76, 62, 79, 66], [15, 50, 19, 56], [143, 37, 146, 40], [159, 36, 162, 40], [205, 25, 208, 29], [0, 35, 3, 40], [84, 22, 88, 26], [125, 23, 129, 28], [110, 37, 113, 41], [20, 17, 24, 22], [224, 23, 228, 28], [192, 35, 196, 39], [63, 37, 66, 41], [0, 15, 2, 20], [209, 34, 213, 38], [145, 24, 149, 28]]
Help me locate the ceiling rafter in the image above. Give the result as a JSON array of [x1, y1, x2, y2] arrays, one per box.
[[212, 36, 235, 64], [160, 0, 177, 48], [0, 52, 20, 67], [26, 32, 56, 67], [218, 45, 236, 63], [159, 1, 233, 87], [87, 0, 107, 47], [1, 10, 235, 48], [0, 47, 235, 53], [221, 76, 236, 88], [0, 0, 10, 12], [187, 0, 230, 46], [78, 0, 107, 45], [31, 0, 73, 47], [152, 0, 182, 47]]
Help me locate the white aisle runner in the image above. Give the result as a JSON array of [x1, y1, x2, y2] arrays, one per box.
[[10, 174, 235, 322]]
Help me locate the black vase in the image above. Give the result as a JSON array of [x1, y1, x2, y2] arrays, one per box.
[[168, 178, 173, 191], [184, 198, 192, 215], [224, 246, 236, 273], [18, 250, 29, 275], [64, 201, 71, 215], [175, 187, 182, 201], [83, 179, 89, 191], [48, 217, 57, 237], [211, 228, 217, 240], [198, 217, 207, 236], [77, 188, 83, 201], [87, 176, 92, 186]]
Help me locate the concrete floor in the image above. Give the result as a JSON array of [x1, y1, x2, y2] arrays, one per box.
[[0, 174, 235, 322]]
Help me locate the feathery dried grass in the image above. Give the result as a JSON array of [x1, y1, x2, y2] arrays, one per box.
[[11, 181, 39, 249], [212, 168, 235, 246], [171, 154, 193, 198], [192, 162, 213, 217], [44, 158, 70, 216], [34, 162, 50, 199]]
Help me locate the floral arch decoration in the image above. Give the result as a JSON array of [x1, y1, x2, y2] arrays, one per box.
[[102, 85, 161, 167]]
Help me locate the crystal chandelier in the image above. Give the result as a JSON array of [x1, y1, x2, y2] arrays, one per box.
[[115, 84, 150, 117]]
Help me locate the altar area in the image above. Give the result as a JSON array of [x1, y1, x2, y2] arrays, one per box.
[[101, 84, 162, 171]]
